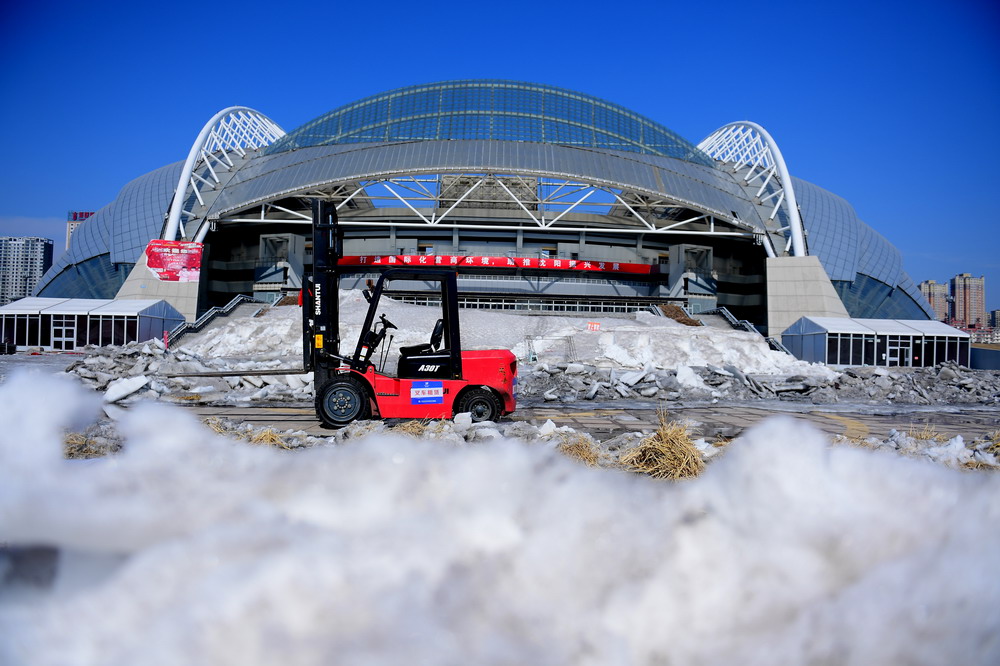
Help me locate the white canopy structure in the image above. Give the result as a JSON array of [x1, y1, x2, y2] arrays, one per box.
[[0, 298, 183, 350], [782, 316, 970, 367]]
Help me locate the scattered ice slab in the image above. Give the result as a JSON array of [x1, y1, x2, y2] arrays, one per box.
[[103, 375, 149, 403]]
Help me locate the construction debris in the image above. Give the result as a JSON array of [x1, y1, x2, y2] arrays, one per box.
[[58, 336, 1000, 410]]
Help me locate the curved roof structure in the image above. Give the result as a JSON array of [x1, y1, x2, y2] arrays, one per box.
[[35, 161, 181, 297], [264, 80, 714, 166], [203, 140, 764, 233], [37, 79, 932, 323]]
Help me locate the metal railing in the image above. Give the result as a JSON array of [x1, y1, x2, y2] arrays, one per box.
[[392, 293, 657, 314], [766, 337, 792, 354], [700, 307, 760, 335], [697, 306, 792, 355], [525, 335, 580, 362]]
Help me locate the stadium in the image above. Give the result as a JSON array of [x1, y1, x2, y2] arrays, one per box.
[[35, 80, 933, 334]]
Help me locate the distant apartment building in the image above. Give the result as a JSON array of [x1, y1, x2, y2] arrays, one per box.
[[949, 273, 986, 327], [918, 279, 949, 321], [0, 236, 54, 306], [991, 310, 1000, 329], [970, 327, 1000, 344], [66, 210, 95, 249]]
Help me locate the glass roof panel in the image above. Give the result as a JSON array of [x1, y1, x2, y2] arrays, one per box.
[[265, 80, 714, 166]]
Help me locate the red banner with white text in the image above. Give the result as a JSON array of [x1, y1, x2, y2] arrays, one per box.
[[336, 255, 653, 275]]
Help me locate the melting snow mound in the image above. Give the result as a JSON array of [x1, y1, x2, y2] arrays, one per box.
[[179, 293, 833, 379]]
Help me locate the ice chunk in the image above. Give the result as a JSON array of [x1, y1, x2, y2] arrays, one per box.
[[103, 376, 149, 403]]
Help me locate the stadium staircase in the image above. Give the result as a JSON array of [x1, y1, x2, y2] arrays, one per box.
[[166, 295, 267, 348], [696, 307, 793, 355]]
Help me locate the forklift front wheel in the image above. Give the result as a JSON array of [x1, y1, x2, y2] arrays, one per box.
[[316, 376, 371, 428], [455, 387, 502, 423]]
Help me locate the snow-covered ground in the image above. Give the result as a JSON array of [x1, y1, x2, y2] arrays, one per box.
[[1, 372, 999, 665]]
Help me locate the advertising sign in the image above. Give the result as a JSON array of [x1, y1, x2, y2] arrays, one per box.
[[145, 240, 204, 282]]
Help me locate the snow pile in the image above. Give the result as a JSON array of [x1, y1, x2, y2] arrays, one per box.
[[2, 373, 999, 665], [56, 294, 850, 406], [16, 295, 1000, 408], [179, 294, 827, 377]]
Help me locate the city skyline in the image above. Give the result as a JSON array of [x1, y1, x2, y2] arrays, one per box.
[[920, 274, 993, 338], [0, 236, 53, 306], [1, 0, 998, 309]]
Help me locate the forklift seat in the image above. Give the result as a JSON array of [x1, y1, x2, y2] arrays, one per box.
[[399, 318, 445, 358]]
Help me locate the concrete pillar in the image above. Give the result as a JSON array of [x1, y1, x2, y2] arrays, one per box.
[[766, 256, 849, 336]]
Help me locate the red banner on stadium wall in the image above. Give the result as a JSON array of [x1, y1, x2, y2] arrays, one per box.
[[145, 240, 204, 282], [337, 255, 654, 275]]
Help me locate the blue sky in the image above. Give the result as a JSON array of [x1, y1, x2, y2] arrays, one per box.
[[1, 0, 998, 308]]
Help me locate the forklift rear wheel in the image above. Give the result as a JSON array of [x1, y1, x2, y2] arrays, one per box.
[[456, 388, 501, 423], [317, 377, 371, 428]]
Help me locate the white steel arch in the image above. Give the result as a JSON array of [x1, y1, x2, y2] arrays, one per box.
[[697, 121, 806, 256], [163, 107, 285, 241]]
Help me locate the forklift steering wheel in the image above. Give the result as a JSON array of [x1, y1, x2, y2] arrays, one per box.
[[379, 313, 397, 330]]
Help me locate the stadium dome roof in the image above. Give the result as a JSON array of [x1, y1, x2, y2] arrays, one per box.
[[264, 80, 714, 166]]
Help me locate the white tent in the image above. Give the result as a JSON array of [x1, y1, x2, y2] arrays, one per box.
[[0, 298, 183, 350], [782, 316, 970, 367]]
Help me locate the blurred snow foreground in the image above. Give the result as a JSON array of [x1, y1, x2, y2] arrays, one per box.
[[2, 374, 999, 665]]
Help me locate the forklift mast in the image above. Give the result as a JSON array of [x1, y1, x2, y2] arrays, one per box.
[[303, 199, 342, 386], [304, 200, 464, 382]]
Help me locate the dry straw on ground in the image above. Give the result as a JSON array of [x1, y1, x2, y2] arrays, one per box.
[[985, 430, 1000, 455], [63, 432, 121, 459], [203, 417, 229, 435], [249, 428, 290, 449], [556, 432, 600, 467], [203, 416, 291, 449], [907, 423, 948, 442], [712, 436, 732, 449], [619, 411, 705, 480], [836, 433, 878, 449], [389, 419, 430, 438]]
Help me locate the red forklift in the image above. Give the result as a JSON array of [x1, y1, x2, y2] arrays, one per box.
[[303, 200, 517, 428]]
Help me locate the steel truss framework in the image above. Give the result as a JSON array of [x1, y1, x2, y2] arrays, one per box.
[[216, 173, 763, 243], [697, 121, 806, 256], [163, 107, 285, 242]]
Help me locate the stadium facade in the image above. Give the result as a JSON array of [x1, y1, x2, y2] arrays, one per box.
[[35, 80, 933, 334]]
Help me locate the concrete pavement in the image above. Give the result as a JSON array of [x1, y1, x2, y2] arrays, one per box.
[[179, 401, 1000, 442]]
